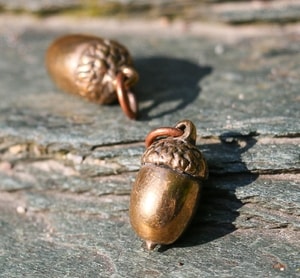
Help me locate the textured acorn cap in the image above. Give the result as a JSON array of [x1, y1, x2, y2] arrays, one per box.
[[141, 137, 208, 179]]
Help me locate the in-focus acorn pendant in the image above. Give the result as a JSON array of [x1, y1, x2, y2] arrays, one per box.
[[130, 120, 208, 250], [46, 34, 139, 119]]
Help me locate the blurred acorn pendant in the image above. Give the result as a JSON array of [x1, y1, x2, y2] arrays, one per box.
[[46, 34, 139, 119], [130, 120, 208, 250]]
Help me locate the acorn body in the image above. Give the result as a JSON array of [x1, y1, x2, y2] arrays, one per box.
[[46, 34, 137, 105], [130, 120, 208, 250], [130, 165, 201, 247]]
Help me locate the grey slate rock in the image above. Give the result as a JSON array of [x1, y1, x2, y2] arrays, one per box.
[[0, 15, 299, 278], [0, 0, 300, 24]]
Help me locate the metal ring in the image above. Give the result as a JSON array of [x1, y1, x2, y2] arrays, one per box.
[[116, 72, 138, 120], [145, 127, 184, 148]]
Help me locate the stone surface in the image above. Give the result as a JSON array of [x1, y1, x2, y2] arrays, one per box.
[[0, 0, 300, 23], [0, 0, 81, 12], [0, 15, 299, 278]]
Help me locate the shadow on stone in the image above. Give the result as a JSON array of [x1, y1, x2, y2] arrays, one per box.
[[134, 56, 213, 120], [159, 132, 259, 251]]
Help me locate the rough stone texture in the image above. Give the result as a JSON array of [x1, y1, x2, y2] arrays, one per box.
[[0, 15, 299, 277], [0, 0, 81, 12], [0, 0, 300, 23]]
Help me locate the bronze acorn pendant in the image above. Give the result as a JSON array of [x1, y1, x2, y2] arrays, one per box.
[[130, 120, 208, 250], [46, 34, 139, 119]]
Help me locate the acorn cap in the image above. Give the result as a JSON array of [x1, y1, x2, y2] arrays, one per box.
[[141, 121, 208, 179], [74, 36, 135, 103]]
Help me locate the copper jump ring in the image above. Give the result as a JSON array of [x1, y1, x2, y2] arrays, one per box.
[[145, 127, 184, 148], [116, 72, 138, 120]]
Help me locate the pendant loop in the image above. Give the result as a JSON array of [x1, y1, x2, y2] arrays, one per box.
[[145, 127, 184, 148], [175, 120, 197, 145], [116, 72, 138, 120], [144, 120, 197, 147]]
